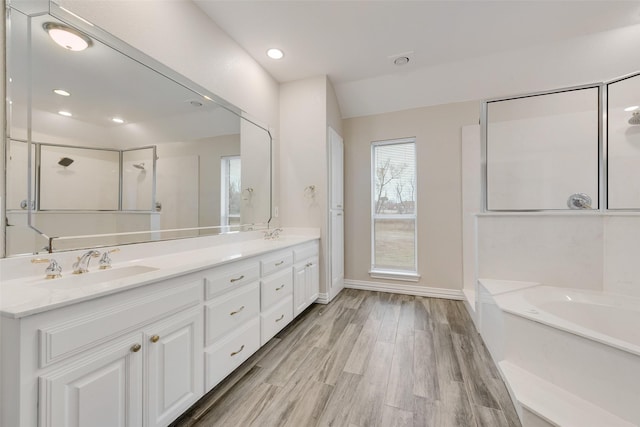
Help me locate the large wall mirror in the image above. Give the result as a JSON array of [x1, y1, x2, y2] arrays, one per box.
[[607, 72, 640, 209], [5, 2, 272, 256], [484, 86, 600, 211]]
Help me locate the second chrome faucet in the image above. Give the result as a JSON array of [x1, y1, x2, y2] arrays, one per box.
[[72, 250, 101, 274]]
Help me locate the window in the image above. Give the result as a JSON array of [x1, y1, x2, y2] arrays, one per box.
[[371, 138, 417, 278], [221, 156, 241, 229]]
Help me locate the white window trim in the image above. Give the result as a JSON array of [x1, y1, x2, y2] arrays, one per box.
[[370, 137, 418, 277]]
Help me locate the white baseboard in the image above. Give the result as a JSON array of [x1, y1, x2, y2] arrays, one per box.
[[344, 279, 464, 300], [315, 292, 330, 304]]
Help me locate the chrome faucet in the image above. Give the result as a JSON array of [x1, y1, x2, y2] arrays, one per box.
[[264, 228, 283, 240], [72, 250, 101, 274], [31, 258, 63, 279], [99, 248, 120, 270]]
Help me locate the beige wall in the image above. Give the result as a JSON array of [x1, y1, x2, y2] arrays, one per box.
[[343, 101, 478, 291]]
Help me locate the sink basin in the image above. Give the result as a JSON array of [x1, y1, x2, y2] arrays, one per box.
[[34, 265, 159, 289]]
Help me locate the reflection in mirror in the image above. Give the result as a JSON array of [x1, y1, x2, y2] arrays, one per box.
[[485, 87, 600, 211], [607, 73, 640, 209], [5, 5, 271, 255]]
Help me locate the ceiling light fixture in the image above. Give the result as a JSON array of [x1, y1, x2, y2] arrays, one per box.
[[43, 22, 92, 52], [267, 48, 284, 60], [112, 117, 124, 124], [624, 105, 639, 112], [58, 110, 72, 117], [53, 89, 71, 97]]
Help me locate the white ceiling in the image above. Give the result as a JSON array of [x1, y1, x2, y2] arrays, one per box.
[[194, 1, 640, 117]]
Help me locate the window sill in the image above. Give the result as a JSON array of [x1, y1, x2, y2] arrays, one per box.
[[368, 270, 421, 282]]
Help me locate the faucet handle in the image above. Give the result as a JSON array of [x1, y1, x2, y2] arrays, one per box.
[[99, 248, 120, 270], [32, 258, 62, 279]]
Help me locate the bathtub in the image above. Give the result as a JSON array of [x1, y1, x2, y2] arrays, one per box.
[[477, 280, 640, 427]]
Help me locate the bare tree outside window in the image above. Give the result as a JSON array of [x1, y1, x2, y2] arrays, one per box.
[[371, 140, 417, 273]]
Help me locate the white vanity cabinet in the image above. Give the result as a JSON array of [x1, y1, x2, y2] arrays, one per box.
[[3, 274, 204, 427], [293, 241, 320, 317], [1, 237, 321, 427]]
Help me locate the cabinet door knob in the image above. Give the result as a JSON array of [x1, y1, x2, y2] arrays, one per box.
[[150, 335, 160, 343], [275, 260, 284, 266], [275, 284, 285, 291], [276, 314, 285, 322], [131, 344, 142, 353], [230, 306, 245, 316], [230, 275, 244, 283], [230, 344, 245, 357]]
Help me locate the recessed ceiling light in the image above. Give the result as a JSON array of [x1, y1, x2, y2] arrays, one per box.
[[112, 117, 124, 124], [624, 105, 639, 112], [43, 22, 92, 52], [53, 89, 70, 97], [58, 110, 72, 117], [267, 48, 284, 60]]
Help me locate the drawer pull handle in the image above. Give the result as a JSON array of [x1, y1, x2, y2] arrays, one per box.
[[150, 335, 160, 343], [131, 344, 142, 353], [276, 284, 285, 291], [276, 314, 285, 322], [275, 260, 284, 266], [306, 262, 312, 267], [230, 306, 245, 316], [230, 345, 245, 357], [230, 275, 244, 283]]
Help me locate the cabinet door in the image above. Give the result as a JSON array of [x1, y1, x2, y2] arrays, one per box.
[[329, 127, 344, 210], [306, 256, 320, 304], [293, 263, 308, 317], [145, 306, 203, 427], [38, 334, 143, 427]]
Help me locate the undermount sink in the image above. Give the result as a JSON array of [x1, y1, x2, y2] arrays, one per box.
[[34, 265, 159, 289]]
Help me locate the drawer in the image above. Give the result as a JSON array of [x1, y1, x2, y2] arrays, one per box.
[[205, 317, 260, 391], [261, 268, 293, 310], [205, 282, 260, 345], [39, 280, 202, 368], [260, 295, 293, 346], [260, 250, 293, 277], [294, 241, 319, 263], [204, 259, 260, 300]]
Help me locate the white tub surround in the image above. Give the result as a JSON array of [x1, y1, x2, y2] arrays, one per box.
[[478, 279, 640, 427], [0, 229, 321, 427]]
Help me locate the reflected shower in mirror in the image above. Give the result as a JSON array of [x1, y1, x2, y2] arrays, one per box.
[[485, 86, 600, 211], [607, 72, 640, 209], [5, 4, 271, 255]]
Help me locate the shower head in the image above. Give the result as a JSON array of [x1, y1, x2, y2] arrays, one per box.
[[133, 163, 145, 170], [629, 111, 640, 125], [58, 157, 74, 167]]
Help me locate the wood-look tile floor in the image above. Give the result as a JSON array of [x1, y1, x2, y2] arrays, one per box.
[[172, 289, 521, 427]]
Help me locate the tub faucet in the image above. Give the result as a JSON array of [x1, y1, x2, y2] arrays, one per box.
[[72, 250, 101, 274]]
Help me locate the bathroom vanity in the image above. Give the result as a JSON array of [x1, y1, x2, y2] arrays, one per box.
[[0, 234, 320, 427]]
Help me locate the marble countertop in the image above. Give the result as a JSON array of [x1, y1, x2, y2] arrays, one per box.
[[0, 234, 319, 319]]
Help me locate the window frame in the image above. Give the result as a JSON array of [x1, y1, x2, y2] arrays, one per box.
[[370, 137, 419, 280]]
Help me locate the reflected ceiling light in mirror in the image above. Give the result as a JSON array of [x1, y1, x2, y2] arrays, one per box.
[[267, 48, 284, 60], [53, 89, 71, 97], [43, 22, 92, 52], [112, 117, 125, 124], [58, 111, 72, 117], [624, 105, 639, 112]]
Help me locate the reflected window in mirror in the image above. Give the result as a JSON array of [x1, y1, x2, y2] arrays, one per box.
[[484, 86, 600, 211], [607, 72, 640, 209], [221, 156, 241, 230]]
